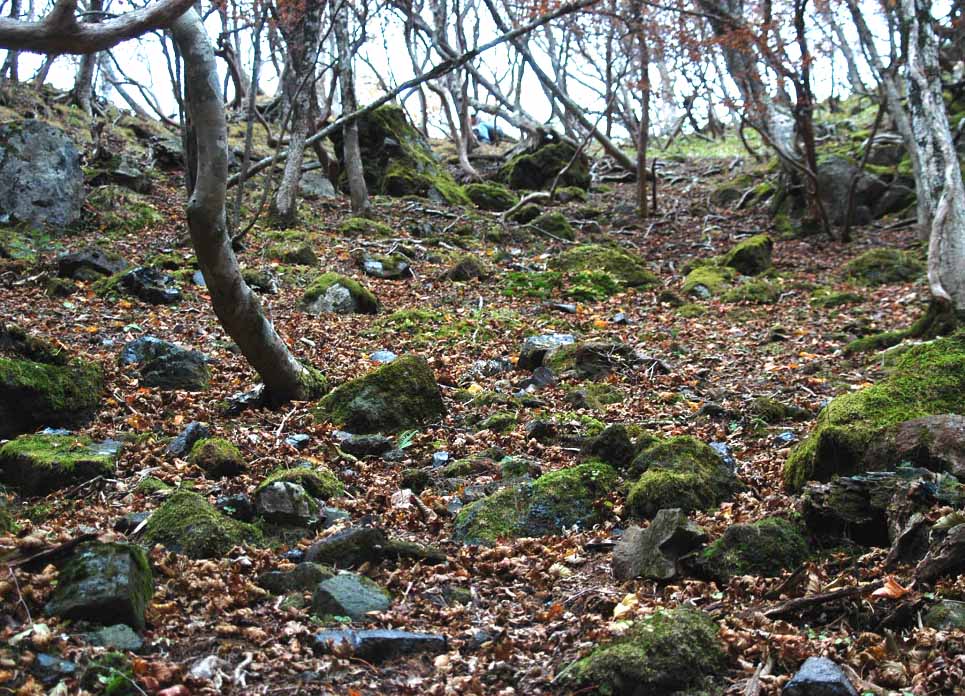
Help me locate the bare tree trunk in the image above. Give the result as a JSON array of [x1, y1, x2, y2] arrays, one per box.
[[271, 0, 323, 227], [334, 0, 369, 214], [0, 0, 22, 81], [71, 0, 103, 115], [170, 9, 326, 404], [901, 0, 965, 316]]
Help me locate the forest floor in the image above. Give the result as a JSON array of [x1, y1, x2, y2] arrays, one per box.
[[2, 119, 961, 696]]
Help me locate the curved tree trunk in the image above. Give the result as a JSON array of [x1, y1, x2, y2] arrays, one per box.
[[901, 0, 965, 316], [170, 9, 325, 405]]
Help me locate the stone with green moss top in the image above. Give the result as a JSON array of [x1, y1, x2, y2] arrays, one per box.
[[565, 383, 625, 411], [444, 253, 487, 281], [0, 434, 119, 496], [478, 412, 517, 433], [135, 476, 171, 495], [529, 211, 575, 240], [45, 541, 153, 630], [721, 234, 773, 276], [626, 435, 742, 519], [723, 278, 782, 304], [256, 465, 343, 501], [544, 340, 642, 379], [301, 272, 379, 315], [555, 185, 588, 203], [142, 490, 263, 559], [338, 217, 394, 238], [549, 244, 657, 288], [560, 607, 726, 695], [315, 354, 445, 434], [784, 331, 965, 491], [748, 396, 808, 423], [698, 516, 809, 582], [810, 288, 863, 307], [355, 251, 412, 279], [843, 247, 923, 286], [498, 142, 591, 190], [189, 438, 245, 478], [677, 303, 707, 318], [465, 182, 519, 211], [453, 461, 616, 544], [508, 203, 541, 224], [268, 240, 318, 266], [682, 264, 737, 297]]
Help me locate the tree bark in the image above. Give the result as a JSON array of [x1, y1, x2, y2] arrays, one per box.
[[901, 0, 965, 314], [170, 9, 326, 404], [71, 0, 103, 115], [334, 0, 369, 214]]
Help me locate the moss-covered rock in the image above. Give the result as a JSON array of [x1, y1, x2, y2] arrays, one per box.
[[255, 466, 343, 501], [508, 203, 541, 224], [721, 234, 773, 276], [332, 105, 469, 204], [784, 331, 965, 491], [565, 383, 626, 411], [530, 211, 575, 240], [0, 434, 119, 496], [722, 278, 782, 304], [676, 303, 707, 318], [698, 517, 809, 582], [142, 490, 262, 559], [843, 247, 923, 286], [267, 240, 318, 266], [626, 435, 742, 519], [502, 270, 563, 298], [748, 396, 808, 423], [444, 253, 488, 281], [810, 288, 863, 308], [314, 354, 446, 433], [45, 541, 152, 630], [498, 141, 591, 191], [544, 340, 642, 380], [0, 326, 103, 438], [562, 607, 726, 695], [338, 217, 394, 238], [465, 182, 519, 211], [479, 412, 517, 433], [564, 270, 621, 301], [453, 461, 616, 544], [555, 185, 588, 203], [85, 185, 163, 236], [682, 264, 737, 297], [189, 438, 245, 478], [300, 272, 379, 315], [549, 244, 658, 288]]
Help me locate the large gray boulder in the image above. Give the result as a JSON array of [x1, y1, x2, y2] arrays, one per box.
[[0, 120, 84, 231]]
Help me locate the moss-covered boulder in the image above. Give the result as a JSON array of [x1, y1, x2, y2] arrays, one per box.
[[45, 542, 152, 630], [748, 396, 809, 424], [355, 251, 412, 280], [314, 354, 446, 433], [338, 217, 394, 238], [549, 244, 658, 288], [255, 465, 343, 501], [784, 332, 965, 491], [722, 278, 783, 304], [331, 104, 469, 205], [311, 572, 391, 620], [0, 434, 120, 496], [300, 272, 379, 315], [626, 435, 742, 519], [189, 438, 245, 478], [508, 203, 541, 224], [697, 517, 809, 582], [721, 234, 773, 276], [810, 288, 863, 308], [843, 247, 923, 286], [142, 490, 263, 559], [0, 325, 103, 438], [561, 607, 726, 695], [465, 182, 519, 211], [267, 240, 318, 266], [544, 340, 643, 379], [530, 211, 575, 240], [85, 184, 163, 236], [498, 141, 591, 191], [444, 253, 488, 281], [453, 461, 616, 544], [682, 263, 737, 298]]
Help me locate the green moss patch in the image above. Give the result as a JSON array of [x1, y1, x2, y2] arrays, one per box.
[[561, 607, 726, 695], [314, 354, 446, 433], [498, 142, 591, 190], [189, 438, 245, 478], [784, 331, 965, 491], [465, 182, 519, 211], [0, 433, 118, 496], [338, 217, 394, 238], [682, 264, 737, 297], [723, 278, 783, 304], [502, 270, 563, 299], [530, 211, 575, 240], [626, 435, 742, 519], [84, 185, 163, 236], [142, 490, 263, 558], [699, 516, 809, 581], [843, 247, 924, 286], [453, 461, 616, 544], [721, 234, 773, 276], [549, 244, 658, 288], [256, 466, 343, 501], [267, 240, 318, 266], [300, 272, 379, 314]]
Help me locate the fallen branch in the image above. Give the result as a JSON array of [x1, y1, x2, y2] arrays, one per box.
[[4, 533, 98, 571], [762, 580, 883, 619]]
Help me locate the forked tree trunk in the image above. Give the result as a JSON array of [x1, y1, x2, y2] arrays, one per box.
[[334, 1, 369, 214], [170, 9, 325, 404], [901, 0, 965, 316]]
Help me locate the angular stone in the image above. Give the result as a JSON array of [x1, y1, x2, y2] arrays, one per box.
[[0, 434, 119, 496], [86, 624, 144, 652], [916, 523, 965, 583], [783, 657, 858, 696], [867, 414, 965, 479], [356, 251, 412, 280], [119, 267, 181, 304], [313, 629, 446, 662], [258, 562, 335, 595], [255, 481, 322, 527], [582, 424, 635, 469], [45, 542, 153, 630], [166, 421, 211, 458], [517, 333, 575, 371], [311, 573, 391, 620], [57, 247, 128, 281], [612, 509, 707, 580], [300, 170, 337, 199], [120, 336, 209, 391], [339, 433, 393, 457], [923, 600, 965, 630], [0, 120, 84, 231]]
